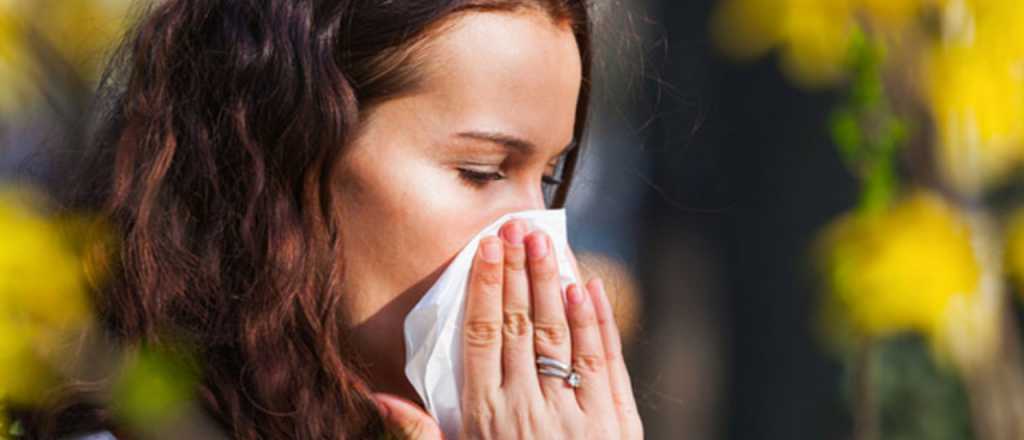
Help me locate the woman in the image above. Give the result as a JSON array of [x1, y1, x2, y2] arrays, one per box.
[[24, 0, 643, 438]]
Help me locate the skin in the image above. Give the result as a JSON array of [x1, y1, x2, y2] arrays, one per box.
[[333, 9, 642, 439]]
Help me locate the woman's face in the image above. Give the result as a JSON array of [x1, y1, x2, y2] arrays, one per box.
[[333, 10, 582, 349]]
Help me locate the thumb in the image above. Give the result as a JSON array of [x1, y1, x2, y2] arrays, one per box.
[[373, 393, 443, 440]]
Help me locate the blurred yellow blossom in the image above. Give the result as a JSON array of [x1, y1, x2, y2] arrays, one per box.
[[922, 0, 1024, 192], [0, 187, 98, 404], [924, 45, 1024, 191], [817, 191, 982, 352], [712, 0, 856, 88], [962, 0, 1024, 56], [712, 0, 934, 88]]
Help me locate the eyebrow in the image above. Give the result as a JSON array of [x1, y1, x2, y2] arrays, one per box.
[[456, 131, 577, 159]]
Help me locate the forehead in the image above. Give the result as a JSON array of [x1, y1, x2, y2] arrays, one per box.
[[407, 10, 583, 155]]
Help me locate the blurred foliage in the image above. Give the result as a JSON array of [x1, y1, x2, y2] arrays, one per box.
[[0, 0, 213, 436], [0, 0, 34, 118], [0, 184, 202, 437], [0, 0, 133, 119], [860, 335, 974, 440], [711, 0, 926, 89], [711, 0, 852, 88], [30, 0, 135, 81], [111, 344, 199, 434], [715, 0, 1024, 437], [714, 0, 1024, 192], [1005, 209, 1024, 300], [828, 31, 906, 214]]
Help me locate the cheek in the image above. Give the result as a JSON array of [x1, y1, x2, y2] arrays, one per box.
[[336, 152, 492, 282]]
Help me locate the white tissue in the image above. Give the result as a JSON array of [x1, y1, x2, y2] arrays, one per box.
[[403, 209, 580, 439]]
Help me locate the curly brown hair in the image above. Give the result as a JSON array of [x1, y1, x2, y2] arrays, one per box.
[[16, 0, 593, 438]]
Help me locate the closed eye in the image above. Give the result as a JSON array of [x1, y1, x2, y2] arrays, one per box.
[[457, 169, 563, 188]]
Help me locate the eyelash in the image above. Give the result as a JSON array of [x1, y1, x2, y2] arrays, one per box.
[[458, 169, 563, 188]]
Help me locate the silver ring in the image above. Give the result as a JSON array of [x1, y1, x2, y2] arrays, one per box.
[[536, 356, 571, 372], [536, 356, 582, 388]]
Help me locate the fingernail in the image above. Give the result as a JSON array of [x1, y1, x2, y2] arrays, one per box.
[[480, 237, 502, 263], [526, 233, 548, 259], [567, 284, 585, 305], [501, 220, 525, 245]]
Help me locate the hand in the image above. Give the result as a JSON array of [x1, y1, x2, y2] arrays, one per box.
[[374, 392, 445, 439], [460, 219, 642, 439], [375, 219, 642, 439]]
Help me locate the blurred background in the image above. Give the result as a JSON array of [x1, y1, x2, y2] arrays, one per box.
[[7, 0, 1024, 439]]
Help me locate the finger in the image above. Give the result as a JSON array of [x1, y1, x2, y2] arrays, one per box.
[[463, 236, 504, 395], [564, 241, 584, 283], [525, 231, 572, 400], [373, 393, 444, 440], [499, 220, 539, 392], [588, 278, 642, 438], [566, 283, 614, 416]]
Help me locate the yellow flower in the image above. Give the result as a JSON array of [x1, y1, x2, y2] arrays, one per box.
[[924, 44, 1024, 192], [965, 0, 1024, 55], [0, 187, 97, 404], [713, 0, 857, 88], [920, 0, 1024, 192], [712, 0, 933, 88], [0, 191, 91, 327], [816, 191, 981, 351], [0, 318, 59, 405], [711, 0, 787, 63]]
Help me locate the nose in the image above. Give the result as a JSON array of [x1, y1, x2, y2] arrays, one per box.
[[482, 181, 550, 236], [508, 180, 548, 213], [492, 180, 548, 220]]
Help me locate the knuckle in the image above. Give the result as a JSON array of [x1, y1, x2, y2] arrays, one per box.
[[504, 246, 526, 272], [613, 392, 641, 424], [502, 310, 532, 337], [464, 319, 502, 348], [529, 256, 558, 281], [604, 347, 623, 366], [571, 312, 599, 331], [573, 352, 606, 373], [533, 321, 570, 347], [596, 310, 614, 326], [474, 266, 502, 288]]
